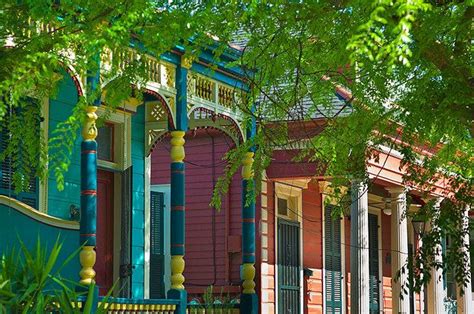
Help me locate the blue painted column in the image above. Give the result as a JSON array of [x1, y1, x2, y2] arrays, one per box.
[[167, 56, 189, 314], [240, 116, 258, 314], [79, 58, 101, 311]]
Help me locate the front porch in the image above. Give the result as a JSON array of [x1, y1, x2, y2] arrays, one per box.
[[258, 158, 473, 313], [76, 48, 258, 314]]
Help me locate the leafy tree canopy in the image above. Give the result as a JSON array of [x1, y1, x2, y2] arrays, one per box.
[[0, 0, 472, 294]]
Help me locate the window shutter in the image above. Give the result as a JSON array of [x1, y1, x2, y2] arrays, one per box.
[[119, 166, 133, 298], [368, 213, 380, 313], [0, 100, 39, 209], [325, 205, 342, 313], [150, 191, 165, 298]]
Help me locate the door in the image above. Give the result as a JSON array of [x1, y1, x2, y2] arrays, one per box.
[[368, 213, 380, 313], [324, 205, 343, 314], [149, 190, 166, 298], [277, 218, 300, 314], [96, 169, 115, 295]]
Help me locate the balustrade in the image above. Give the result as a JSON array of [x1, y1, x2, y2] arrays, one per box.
[[73, 297, 178, 313], [187, 73, 244, 114]]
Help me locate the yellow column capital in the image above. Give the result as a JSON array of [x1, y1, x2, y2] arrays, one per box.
[[82, 106, 98, 141], [170, 131, 185, 163], [241, 152, 255, 180]]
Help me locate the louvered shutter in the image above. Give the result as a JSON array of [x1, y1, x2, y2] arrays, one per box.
[[150, 191, 165, 298], [0, 100, 39, 208], [325, 205, 342, 313], [368, 213, 380, 313], [119, 166, 132, 297], [277, 218, 300, 314]]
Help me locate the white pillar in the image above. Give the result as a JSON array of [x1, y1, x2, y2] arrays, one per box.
[[350, 180, 370, 314], [457, 206, 473, 314], [426, 198, 446, 313], [388, 187, 410, 314]]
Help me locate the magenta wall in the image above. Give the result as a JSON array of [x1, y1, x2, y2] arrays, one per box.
[[151, 129, 242, 296]]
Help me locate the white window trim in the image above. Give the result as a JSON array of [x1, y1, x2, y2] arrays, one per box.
[[96, 107, 132, 172], [38, 97, 49, 213], [274, 181, 304, 314]]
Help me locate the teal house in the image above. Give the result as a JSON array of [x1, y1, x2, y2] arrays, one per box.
[[0, 43, 257, 313]]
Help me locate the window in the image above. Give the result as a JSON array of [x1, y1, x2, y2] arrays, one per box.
[[277, 197, 288, 216], [277, 195, 298, 220], [97, 123, 115, 162], [0, 98, 40, 208], [442, 236, 457, 300]]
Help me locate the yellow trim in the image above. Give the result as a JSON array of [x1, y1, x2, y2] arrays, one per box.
[[170, 255, 185, 290], [181, 56, 194, 69], [0, 195, 79, 230], [79, 246, 96, 285], [241, 262, 256, 294], [82, 106, 98, 141], [241, 152, 254, 180], [170, 131, 185, 163]]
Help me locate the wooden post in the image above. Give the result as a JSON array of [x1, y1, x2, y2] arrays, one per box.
[[240, 112, 258, 314], [167, 57, 189, 314], [79, 56, 101, 312], [350, 179, 370, 314], [388, 187, 410, 313]]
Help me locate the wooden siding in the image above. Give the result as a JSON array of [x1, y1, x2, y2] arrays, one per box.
[[260, 178, 275, 313], [151, 129, 242, 296], [47, 72, 82, 219]]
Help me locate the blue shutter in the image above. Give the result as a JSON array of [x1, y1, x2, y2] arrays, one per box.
[[325, 205, 342, 313], [149, 191, 165, 298]]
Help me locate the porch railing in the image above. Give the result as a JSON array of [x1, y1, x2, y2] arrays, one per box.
[[74, 297, 179, 313], [187, 72, 245, 117]]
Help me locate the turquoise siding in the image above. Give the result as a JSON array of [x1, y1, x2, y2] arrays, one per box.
[[0, 204, 79, 280], [48, 72, 82, 219], [131, 105, 145, 298]]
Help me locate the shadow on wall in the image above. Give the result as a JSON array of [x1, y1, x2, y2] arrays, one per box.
[[0, 203, 80, 280]]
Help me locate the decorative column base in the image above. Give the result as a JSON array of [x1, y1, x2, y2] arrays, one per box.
[[167, 289, 187, 314], [168, 254, 186, 313], [241, 293, 258, 314]]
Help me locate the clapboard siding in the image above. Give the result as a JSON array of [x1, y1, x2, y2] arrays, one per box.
[[47, 71, 82, 219], [151, 128, 242, 295]]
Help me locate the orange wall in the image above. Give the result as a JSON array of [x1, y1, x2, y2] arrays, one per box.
[[302, 182, 324, 314]]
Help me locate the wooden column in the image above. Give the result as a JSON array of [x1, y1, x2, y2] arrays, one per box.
[[80, 106, 99, 288], [350, 179, 370, 314], [240, 151, 258, 314], [388, 187, 410, 313], [240, 110, 258, 314], [457, 205, 473, 313], [79, 57, 101, 312], [426, 198, 445, 313], [167, 57, 189, 314]]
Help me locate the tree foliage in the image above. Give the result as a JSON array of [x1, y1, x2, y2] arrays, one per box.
[[0, 0, 472, 295]]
